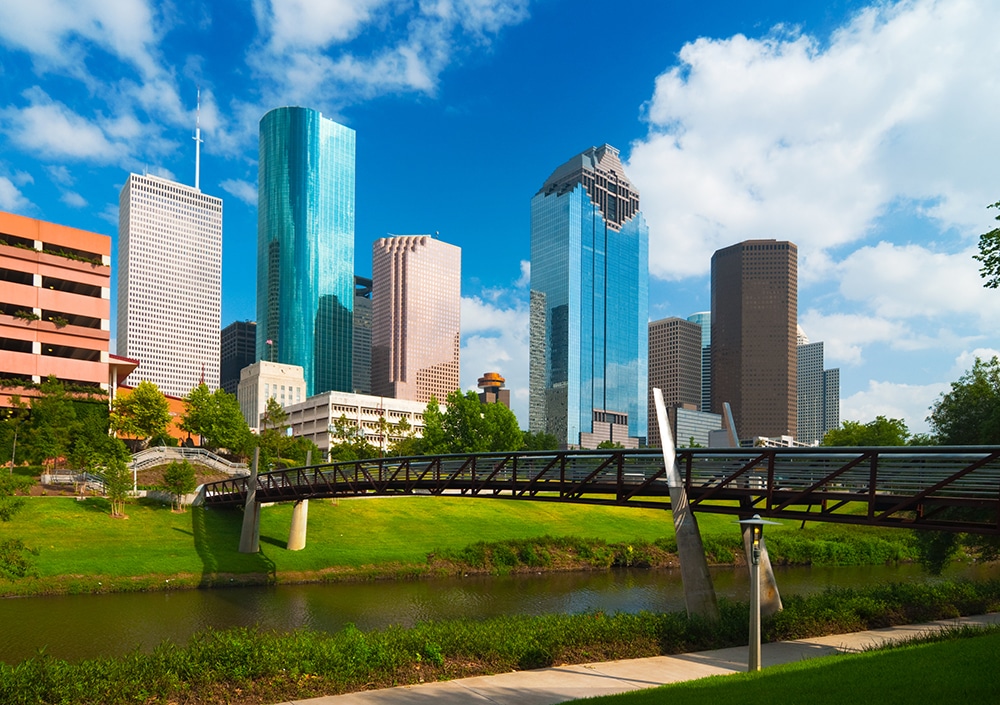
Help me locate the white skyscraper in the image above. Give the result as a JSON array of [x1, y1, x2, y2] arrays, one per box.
[[117, 173, 222, 397]]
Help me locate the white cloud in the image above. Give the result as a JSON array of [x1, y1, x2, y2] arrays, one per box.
[[220, 179, 258, 207], [0, 176, 30, 212], [249, 0, 530, 107], [949, 348, 1000, 378], [0, 0, 163, 79], [460, 281, 530, 426], [60, 191, 87, 208], [3, 89, 127, 162], [515, 259, 530, 288], [799, 311, 912, 365], [627, 0, 1000, 281], [840, 379, 948, 433]]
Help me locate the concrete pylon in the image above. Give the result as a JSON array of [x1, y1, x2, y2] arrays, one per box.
[[722, 402, 783, 617], [654, 388, 719, 621], [287, 500, 309, 550], [287, 450, 312, 551], [238, 447, 261, 554]]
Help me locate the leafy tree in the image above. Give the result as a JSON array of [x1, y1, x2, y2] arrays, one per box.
[[821, 416, 910, 446], [973, 200, 1000, 287], [180, 384, 253, 454], [482, 401, 522, 452], [927, 356, 1000, 445], [327, 414, 377, 463], [597, 440, 625, 449], [162, 460, 197, 512], [23, 376, 78, 468], [110, 380, 171, 449], [0, 395, 28, 473], [420, 396, 448, 455], [103, 453, 132, 518], [521, 430, 560, 451]]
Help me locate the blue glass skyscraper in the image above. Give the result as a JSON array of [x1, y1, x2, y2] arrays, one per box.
[[529, 145, 648, 448], [257, 107, 356, 396]]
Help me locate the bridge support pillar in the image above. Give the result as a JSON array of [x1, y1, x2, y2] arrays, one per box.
[[239, 448, 261, 554], [740, 498, 782, 617], [287, 499, 309, 551], [654, 389, 719, 621]]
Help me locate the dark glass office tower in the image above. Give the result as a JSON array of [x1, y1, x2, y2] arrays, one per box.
[[711, 240, 798, 440], [257, 107, 355, 395], [529, 144, 648, 448]]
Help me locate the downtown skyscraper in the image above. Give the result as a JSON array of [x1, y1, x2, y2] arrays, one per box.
[[529, 144, 648, 448], [117, 173, 222, 398], [257, 107, 355, 396], [711, 240, 798, 441], [371, 235, 461, 404]]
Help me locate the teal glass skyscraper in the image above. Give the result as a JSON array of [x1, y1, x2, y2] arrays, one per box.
[[257, 107, 356, 396], [529, 145, 648, 448]]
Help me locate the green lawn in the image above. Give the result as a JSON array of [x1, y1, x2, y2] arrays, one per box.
[[576, 630, 1000, 704], [0, 494, 916, 594]]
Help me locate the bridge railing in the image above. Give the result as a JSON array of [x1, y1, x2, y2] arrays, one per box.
[[201, 446, 1000, 534]]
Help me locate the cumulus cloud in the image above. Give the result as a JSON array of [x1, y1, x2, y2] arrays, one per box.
[[460, 275, 530, 425], [840, 379, 947, 433], [627, 0, 1000, 281], [249, 0, 530, 107], [220, 179, 258, 207], [0, 176, 30, 212], [60, 191, 87, 208]]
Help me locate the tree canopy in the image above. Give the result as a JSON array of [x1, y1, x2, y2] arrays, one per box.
[[821, 416, 911, 446], [973, 200, 1000, 288], [110, 380, 170, 449], [927, 356, 1000, 445], [179, 384, 253, 455]]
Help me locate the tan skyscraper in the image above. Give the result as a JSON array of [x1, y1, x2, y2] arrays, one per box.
[[710, 240, 797, 441], [647, 316, 702, 447], [371, 235, 461, 403]]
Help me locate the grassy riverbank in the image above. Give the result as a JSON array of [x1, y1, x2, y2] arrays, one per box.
[[577, 625, 1000, 705], [0, 495, 921, 596], [1, 580, 998, 704]]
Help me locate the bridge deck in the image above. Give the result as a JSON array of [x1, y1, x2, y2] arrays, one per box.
[[201, 447, 1000, 535]]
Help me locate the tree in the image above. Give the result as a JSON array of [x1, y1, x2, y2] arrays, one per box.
[[597, 440, 625, 449], [521, 430, 560, 451], [927, 356, 1000, 445], [482, 401, 522, 452], [103, 453, 132, 518], [110, 380, 170, 449], [917, 356, 1000, 573], [0, 395, 28, 473], [162, 460, 197, 512], [972, 200, 1000, 288], [23, 376, 78, 468], [821, 416, 910, 446], [420, 396, 448, 455], [180, 384, 253, 454], [327, 414, 376, 462]]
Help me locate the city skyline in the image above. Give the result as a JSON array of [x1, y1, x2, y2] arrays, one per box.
[[1, 1, 998, 431]]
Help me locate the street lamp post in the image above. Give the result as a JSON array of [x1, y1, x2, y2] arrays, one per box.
[[736, 514, 780, 672]]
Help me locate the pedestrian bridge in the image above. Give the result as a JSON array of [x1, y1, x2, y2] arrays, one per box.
[[201, 446, 1000, 535]]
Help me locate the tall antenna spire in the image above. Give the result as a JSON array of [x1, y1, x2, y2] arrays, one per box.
[[193, 87, 202, 191]]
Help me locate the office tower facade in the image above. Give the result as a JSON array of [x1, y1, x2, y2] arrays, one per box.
[[236, 360, 306, 431], [0, 210, 112, 406], [220, 320, 256, 396], [687, 311, 711, 412], [257, 106, 355, 397], [647, 317, 702, 447], [353, 276, 372, 394], [711, 239, 797, 440], [529, 144, 648, 448], [797, 337, 840, 444], [371, 235, 461, 404], [118, 173, 222, 398]]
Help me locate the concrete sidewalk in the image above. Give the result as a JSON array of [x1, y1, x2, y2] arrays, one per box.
[[275, 613, 1000, 704]]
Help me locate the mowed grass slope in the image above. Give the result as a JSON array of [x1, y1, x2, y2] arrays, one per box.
[[576, 629, 1000, 705]]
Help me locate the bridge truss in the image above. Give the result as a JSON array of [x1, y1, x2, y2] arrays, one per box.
[[202, 446, 1000, 535]]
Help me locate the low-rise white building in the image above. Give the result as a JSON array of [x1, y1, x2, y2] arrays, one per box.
[[237, 361, 307, 431], [285, 390, 429, 458]]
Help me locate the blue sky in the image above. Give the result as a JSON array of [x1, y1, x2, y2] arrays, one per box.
[[1, 0, 998, 433]]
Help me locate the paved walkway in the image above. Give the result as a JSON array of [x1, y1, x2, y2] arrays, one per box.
[[275, 613, 1000, 704]]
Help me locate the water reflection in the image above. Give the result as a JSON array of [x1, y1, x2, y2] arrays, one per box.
[[2, 561, 998, 663]]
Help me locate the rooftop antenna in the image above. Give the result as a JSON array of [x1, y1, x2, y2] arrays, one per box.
[[193, 87, 203, 191]]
